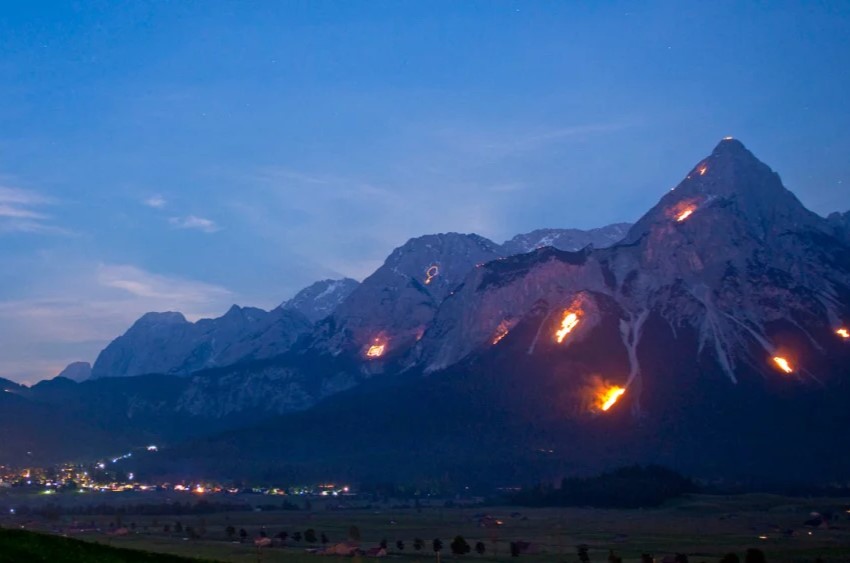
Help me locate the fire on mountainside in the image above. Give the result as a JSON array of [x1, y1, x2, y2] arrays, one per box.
[[555, 301, 583, 344]]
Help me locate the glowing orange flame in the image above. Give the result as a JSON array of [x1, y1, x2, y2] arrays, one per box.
[[772, 356, 793, 374], [555, 311, 580, 343], [583, 376, 626, 413], [366, 339, 386, 359], [669, 199, 699, 223], [599, 387, 626, 411], [491, 321, 511, 345], [676, 208, 695, 222], [424, 265, 439, 285], [837, 328, 849, 339], [698, 165, 708, 176]]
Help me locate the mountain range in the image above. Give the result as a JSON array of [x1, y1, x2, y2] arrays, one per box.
[[3, 138, 849, 487]]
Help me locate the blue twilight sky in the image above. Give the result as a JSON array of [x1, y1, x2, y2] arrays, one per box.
[[1, 2, 849, 383]]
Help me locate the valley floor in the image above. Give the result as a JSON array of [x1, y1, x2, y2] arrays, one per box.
[[2, 494, 849, 563]]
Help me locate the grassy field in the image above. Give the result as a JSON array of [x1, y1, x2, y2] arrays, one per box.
[[2, 493, 849, 562]]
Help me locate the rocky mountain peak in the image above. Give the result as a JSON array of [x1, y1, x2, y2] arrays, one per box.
[[503, 223, 631, 254], [626, 138, 825, 244], [55, 361, 92, 382], [282, 278, 359, 323], [133, 311, 188, 328]]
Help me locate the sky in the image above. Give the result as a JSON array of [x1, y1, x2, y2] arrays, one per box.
[[1, 1, 849, 383]]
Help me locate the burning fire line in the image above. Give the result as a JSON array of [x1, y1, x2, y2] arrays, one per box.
[[837, 328, 849, 339], [772, 356, 793, 374], [676, 208, 695, 222], [584, 376, 626, 413], [491, 321, 511, 345], [698, 165, 708, 176], [555, 310, 581, 344], [600, 387, 626, 411], [365, 339, 386, 359]]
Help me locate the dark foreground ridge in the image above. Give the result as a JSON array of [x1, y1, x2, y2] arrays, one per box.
[[0, 528, 215, 563]]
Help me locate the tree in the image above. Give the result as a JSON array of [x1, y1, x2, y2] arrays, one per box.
[[475, 542, 486, 555], [380, 538, 388, 550], [577, 545, 590, 563], [674, 554, 689, 563], [321, 532, 329, 545], [348, 525, 361, 542], [239, 528, 248, 542], [396, 540, 405, 551], [292, 531, 302, 542], [305, 529, 318, 543], [744, 549, 766, 563], [608, 550, 622, 563], [174, 521, 183, 533], [451, 536, 471, 556], [413, 537, 425, 551], [641, 554, 654, 563], [433, 538, 444, 553], [720, 555, 740, 563], [276, 531, 289, 542], [225, 525, 236, 540]]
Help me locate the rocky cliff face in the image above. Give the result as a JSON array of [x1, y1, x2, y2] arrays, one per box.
[[309, 233, 506, 360], [90, 306, 311, 379], [55, 361, 92, 382], [418, 139, 850, 393], [502, 223, 631, 254], [828, 210, 850, 244], [6, 138, 850, 481], [282, 278, 359, 322]]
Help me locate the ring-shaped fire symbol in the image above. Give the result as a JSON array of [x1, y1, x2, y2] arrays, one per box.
[[424, 265, 439, 285]]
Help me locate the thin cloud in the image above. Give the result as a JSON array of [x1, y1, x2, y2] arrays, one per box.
[[169, 215, 220, 233], [0, 185, 66, 235], [97, 263, 231, 304], [144, 195, 167, 208], [0, 262, 236, 382], [431, 120, 638, 158]]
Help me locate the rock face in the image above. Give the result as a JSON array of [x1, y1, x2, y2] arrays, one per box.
[[419, 139, 850, 387], [502, 223, 631, 254], [828, 210, 850, 244], [282, 278, 359, 323], [5, 138, 850, 482], [310, 233, 506, 359], [90, 306, 311, 379], [55, 361, 92, 382], [86, 227, 632, 381], [138, 139, 850, 484]]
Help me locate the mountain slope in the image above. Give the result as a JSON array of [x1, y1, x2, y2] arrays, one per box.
[[91, 306, 311, 379], [129, 139, 850, 485], [282, 278, 360, 322], [503, 223, 631, 254], [308, 233, 506, 361], [55, 361, 91, 382], [420, 139, 850, 384]]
